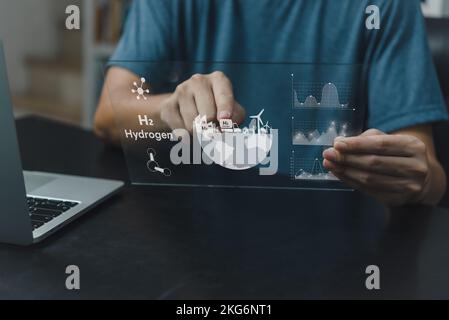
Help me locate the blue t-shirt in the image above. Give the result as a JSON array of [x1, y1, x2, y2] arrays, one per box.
[[110, 0, 448, 133]]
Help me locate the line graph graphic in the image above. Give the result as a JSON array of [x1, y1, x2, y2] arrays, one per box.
[[291, 74, 355, 111], [287, 70, 361, 185], [292, 119, 349, 146], [291, 155, 338, 181]]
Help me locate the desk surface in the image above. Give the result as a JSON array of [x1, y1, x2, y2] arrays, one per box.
[[1, 116, 449, 299]]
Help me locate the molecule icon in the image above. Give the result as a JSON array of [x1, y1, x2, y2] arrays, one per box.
[[146, 148, 172, 177], [132, 77, 150, 100]]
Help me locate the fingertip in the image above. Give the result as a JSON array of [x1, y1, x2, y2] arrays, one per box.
[[218, 110, 232, 120], [231, 103, 245, 124], [323, 148, 337, 161], [334, 136, 345, 142], [334, 141, 348, 151], [362, 128, 385, 136], [323, 159, 334, 170]]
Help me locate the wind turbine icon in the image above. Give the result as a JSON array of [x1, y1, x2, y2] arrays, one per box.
[[250, 109, 265, 134], [261, 121, 271, 133]]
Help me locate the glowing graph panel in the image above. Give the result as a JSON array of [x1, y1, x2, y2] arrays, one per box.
[[290, 155, 338, 181], [292, 75, 356, 111], [105, 61, 366, 189], [292, 120, 350, 146]]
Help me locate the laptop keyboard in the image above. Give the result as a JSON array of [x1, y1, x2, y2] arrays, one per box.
[[27, 197, 79, 231]]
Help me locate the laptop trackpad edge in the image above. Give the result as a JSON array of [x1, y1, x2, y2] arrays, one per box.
[[24, 172, 57, 194]]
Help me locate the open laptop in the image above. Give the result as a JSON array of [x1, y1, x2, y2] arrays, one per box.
[[0, 42, 124, 245]]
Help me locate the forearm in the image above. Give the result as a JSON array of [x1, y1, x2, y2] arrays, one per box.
[[94, 90, 171, 144], [94, 67, 175, 144]]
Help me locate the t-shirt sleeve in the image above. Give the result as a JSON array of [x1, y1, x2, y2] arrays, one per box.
[[107, 0, 172, 76], [367, 0, 448, 132]]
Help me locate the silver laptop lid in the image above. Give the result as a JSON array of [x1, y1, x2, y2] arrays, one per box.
[[0, 42, 33, 245]]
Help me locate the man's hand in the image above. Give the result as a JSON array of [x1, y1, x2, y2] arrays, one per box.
[[322, 128, 437, 206], [160, 71, 246, 133]]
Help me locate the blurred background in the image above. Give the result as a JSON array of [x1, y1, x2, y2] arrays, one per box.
[[0, 0, 447, 129], [0, 0, 131, 127]]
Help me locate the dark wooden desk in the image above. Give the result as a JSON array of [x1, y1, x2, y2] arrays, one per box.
[[1, 116, 449, 299]]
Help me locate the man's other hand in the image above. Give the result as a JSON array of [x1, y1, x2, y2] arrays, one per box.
[[322, 128, 446, 206]]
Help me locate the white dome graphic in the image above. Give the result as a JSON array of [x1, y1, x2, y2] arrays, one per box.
[[194, 110, 274, 170]]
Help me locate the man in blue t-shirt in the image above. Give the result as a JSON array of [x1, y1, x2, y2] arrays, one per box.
[[94, 0, 448, 206]]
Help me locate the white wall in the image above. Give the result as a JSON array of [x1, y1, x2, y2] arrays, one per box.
[[422, 0, 449, 17], [0, 0, 66, 94]]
